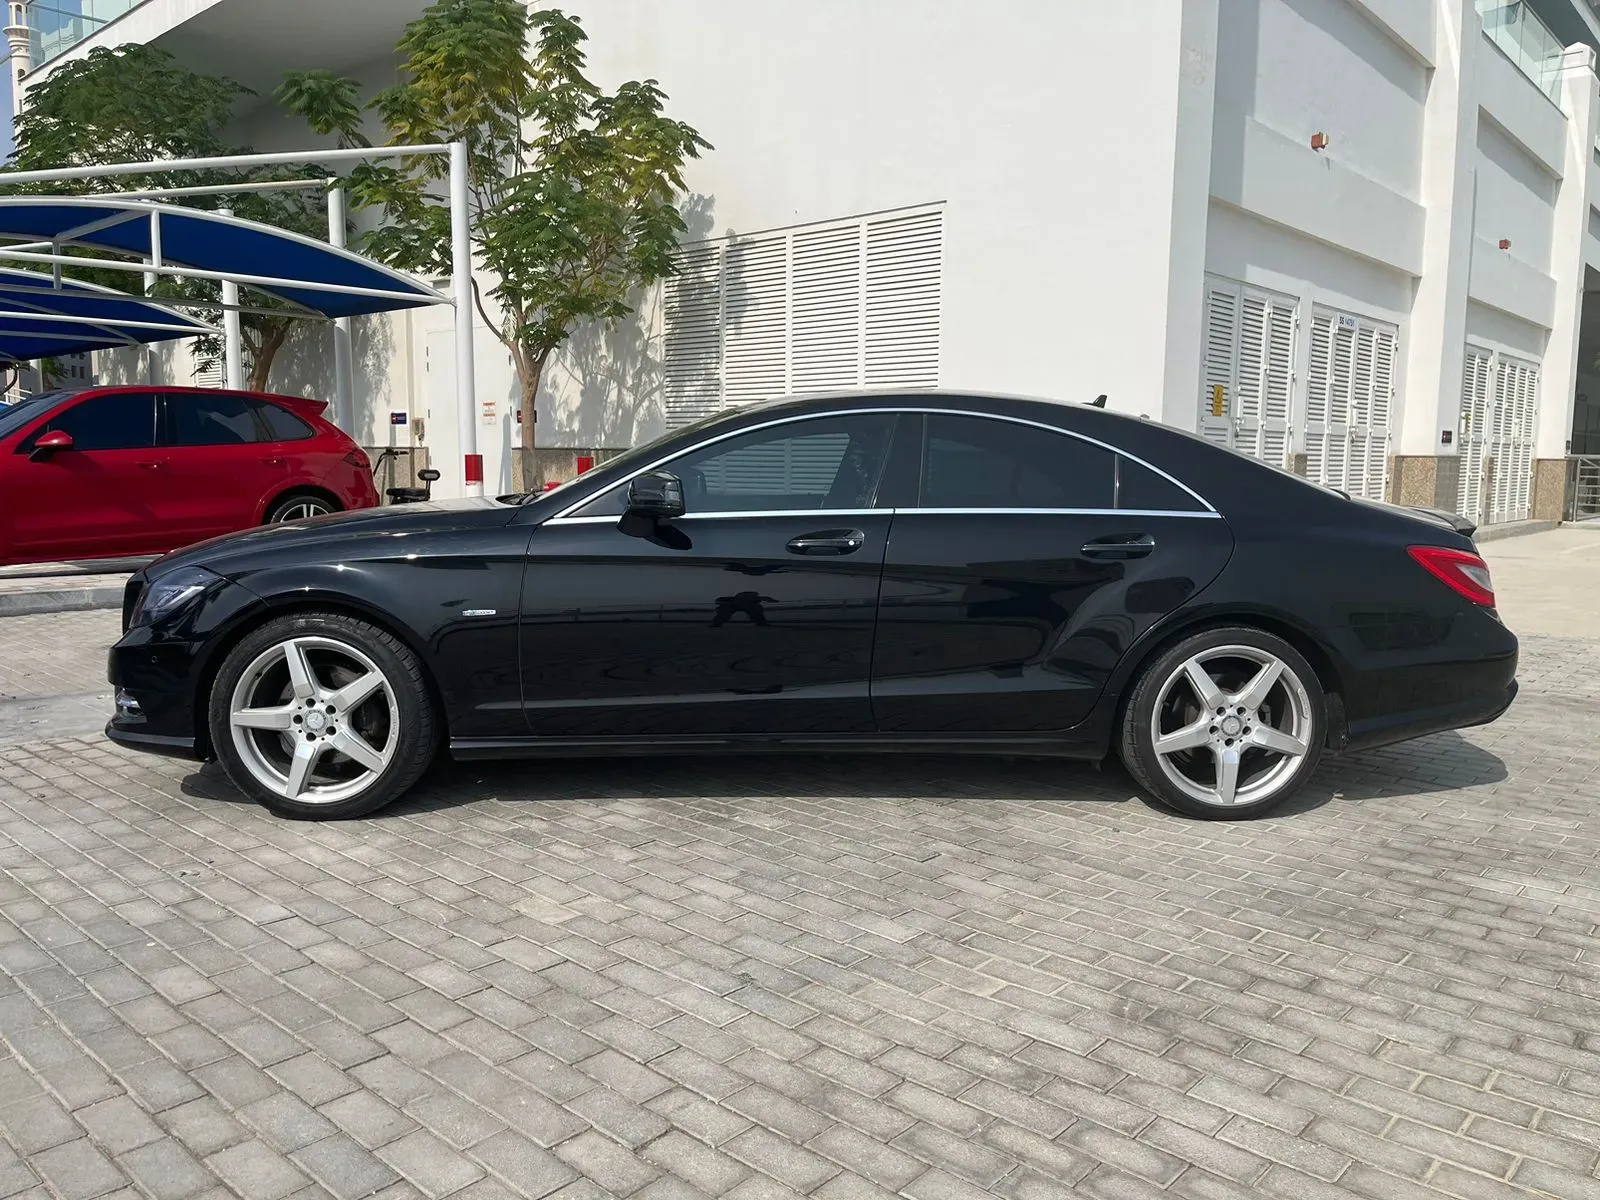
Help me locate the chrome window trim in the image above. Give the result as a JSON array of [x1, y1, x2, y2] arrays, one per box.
[[546, 405, 1217, 524], [548, 507, 1221, 526]]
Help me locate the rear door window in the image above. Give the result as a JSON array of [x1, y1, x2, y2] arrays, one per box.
[[167, 393, 264, 446], [919, 414, 1116, 509], [254, 401, 315, 442]]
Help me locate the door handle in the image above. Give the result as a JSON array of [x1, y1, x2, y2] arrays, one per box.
[[786, 528, 866, 556], [260, 456, 284, 466], [1081, 533, 1155, 560], [135, 461, 164, 471]]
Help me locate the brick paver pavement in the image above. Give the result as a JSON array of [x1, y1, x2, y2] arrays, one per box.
[[0, 613, 1598, 1198]]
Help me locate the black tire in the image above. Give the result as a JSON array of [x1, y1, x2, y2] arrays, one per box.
[[266, 493, 340, 524], [1119, 625, 1326, 820], [207, 611, 437, 819]]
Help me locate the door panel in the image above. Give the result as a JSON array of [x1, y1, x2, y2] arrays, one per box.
[[519, 514, 891, 736], [872, 512, 1235, 733], [8, 393, 164, 561], [159, 392, 283, 542]]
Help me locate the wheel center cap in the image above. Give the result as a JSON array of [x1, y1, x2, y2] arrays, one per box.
[[304, 710, 328, 732], [1220, 715, 1243, 737]]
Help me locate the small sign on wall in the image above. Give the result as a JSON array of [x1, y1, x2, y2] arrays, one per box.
[[1211, 385, 1226, 417], [390, 412, 407, 426], [1441, 429, 1453, 445], [481, 400, 496, 426]]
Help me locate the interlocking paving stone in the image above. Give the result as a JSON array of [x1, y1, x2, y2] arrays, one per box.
[[4, 618, 1600, 1196]]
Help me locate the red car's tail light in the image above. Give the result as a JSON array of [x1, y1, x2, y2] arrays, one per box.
[[1408, 545, 1495, 607], [343, 448, 370, 471]]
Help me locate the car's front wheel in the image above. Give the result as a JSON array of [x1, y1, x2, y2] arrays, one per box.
[[207, 612, 437, 819], [1120, 626, 1326, 819]]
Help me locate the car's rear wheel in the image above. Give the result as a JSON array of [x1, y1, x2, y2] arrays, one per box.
[[207, 612, 436, 819], [267, 493, 339, 523], [1120, 626, 1325, 819]]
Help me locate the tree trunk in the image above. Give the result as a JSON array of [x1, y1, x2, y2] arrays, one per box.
[[518, 354, 546, 493], [248, 321, 291, 393]]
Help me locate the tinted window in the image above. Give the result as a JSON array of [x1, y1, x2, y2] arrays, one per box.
[[921, 414, 1114, 509], [1118, 457, 1203, 512], [168, 393, 261, 446], [256, 401, 314, 442], [573, 414, 896, 517], [31, 393, 157, 451]]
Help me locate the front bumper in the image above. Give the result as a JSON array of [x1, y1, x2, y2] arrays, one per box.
[[104, 716, 200, 760]]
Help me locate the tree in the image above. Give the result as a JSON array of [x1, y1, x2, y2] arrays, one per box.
[[280, 0, 708, 487], [3, 45, 332, 391]]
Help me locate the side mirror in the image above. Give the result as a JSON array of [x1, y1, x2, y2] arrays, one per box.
[[29, 430, 73, 462], [626, 470, 686, 520], [418, 468, 441, 483]]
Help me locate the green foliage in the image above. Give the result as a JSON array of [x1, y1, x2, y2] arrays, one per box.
[[280, 0, 709, 484], [2, 45, 332, 389]]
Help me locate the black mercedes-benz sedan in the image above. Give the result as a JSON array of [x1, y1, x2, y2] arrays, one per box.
[[106, 390, 1517, 821]]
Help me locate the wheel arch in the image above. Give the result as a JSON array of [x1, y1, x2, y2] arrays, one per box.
[[192, 594, 445, 758], [260, 485, 343, 524]]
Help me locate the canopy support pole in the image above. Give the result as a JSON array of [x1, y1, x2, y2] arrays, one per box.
[[450, 141, 482, 497], [328, 185, 356, 435], [220, 207, 245, 390]]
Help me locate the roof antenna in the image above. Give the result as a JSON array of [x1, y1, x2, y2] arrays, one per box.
[[1091, 394, 1107, 408]]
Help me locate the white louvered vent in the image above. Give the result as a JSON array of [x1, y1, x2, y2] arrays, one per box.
[[662, 242, 724, 428], [195, 359, 224, 389], [1199, 284, 1238, 449], [662, 205, 942, 427], [865, 209, 941, 387]]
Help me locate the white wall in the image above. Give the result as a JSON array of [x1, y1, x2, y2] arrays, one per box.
[[1217, 0, 1426, 201], [1474, 117, 1558, 272]]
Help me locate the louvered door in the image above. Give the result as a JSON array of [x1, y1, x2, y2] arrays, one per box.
[[1457, 348, 1492, 526], [1303, 307, 1397, 500], [1198, 283, 1238, 448], [1484, 352, 1538, 525], [864, 209, 940, 387], [1199, 276, 1295, 464]]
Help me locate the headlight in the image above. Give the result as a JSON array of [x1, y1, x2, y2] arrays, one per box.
[[129, 566, 223, 628]]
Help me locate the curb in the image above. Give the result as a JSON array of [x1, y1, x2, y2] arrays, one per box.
[[0, 585, 123, 618], [1476, 520, 1561, 543]]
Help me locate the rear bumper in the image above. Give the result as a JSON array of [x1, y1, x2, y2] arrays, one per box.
[[1331, 668, 1516, 752]]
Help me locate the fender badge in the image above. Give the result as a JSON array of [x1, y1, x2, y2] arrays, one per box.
[[460, 609, 497, 617]]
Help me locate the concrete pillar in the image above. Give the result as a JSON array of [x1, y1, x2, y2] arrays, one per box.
[[1535, 45, 1600, 520], [1393, 0, 1478, 510], [1156, 0, 1220, 431]]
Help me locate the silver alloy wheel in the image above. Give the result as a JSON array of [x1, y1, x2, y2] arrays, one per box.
[[228, 635, 398, 805], [1149, 644, 1313, 808], [274, 498, 333, 522]]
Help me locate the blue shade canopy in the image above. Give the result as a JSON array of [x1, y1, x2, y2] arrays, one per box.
[[0, 268, 216, 362], [0, 198, 445, 319]]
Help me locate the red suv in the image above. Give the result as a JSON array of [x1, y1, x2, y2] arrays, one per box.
[[0, 386, 380, 566]]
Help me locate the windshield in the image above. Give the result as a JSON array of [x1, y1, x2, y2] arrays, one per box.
[[0, 390, 67, 441]]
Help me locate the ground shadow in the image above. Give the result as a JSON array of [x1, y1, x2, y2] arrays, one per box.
[[177, 728, 1508, 820]]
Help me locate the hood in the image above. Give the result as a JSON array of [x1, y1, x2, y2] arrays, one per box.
[[148, 498, 517, 577]]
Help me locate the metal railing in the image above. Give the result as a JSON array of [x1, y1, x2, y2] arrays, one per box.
[[1569, 455, 1600, 520], [28, 0, 139, 65], [1478, 1, 1566, 104]]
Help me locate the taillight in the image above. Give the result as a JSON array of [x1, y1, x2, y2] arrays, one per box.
[[343, 448, 370, 470], [1408, 545, 1495, 607]]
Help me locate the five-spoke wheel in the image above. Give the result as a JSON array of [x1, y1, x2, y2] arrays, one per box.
[[267, 495, 337, 523], [1121, 627, 1325, 818], [209, 612, 436, 819]]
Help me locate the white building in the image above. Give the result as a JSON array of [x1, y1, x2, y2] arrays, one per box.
[[14, 0, 1600, 525]]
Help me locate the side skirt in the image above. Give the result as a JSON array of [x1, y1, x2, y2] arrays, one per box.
[[448, 732, 1105, 762]]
